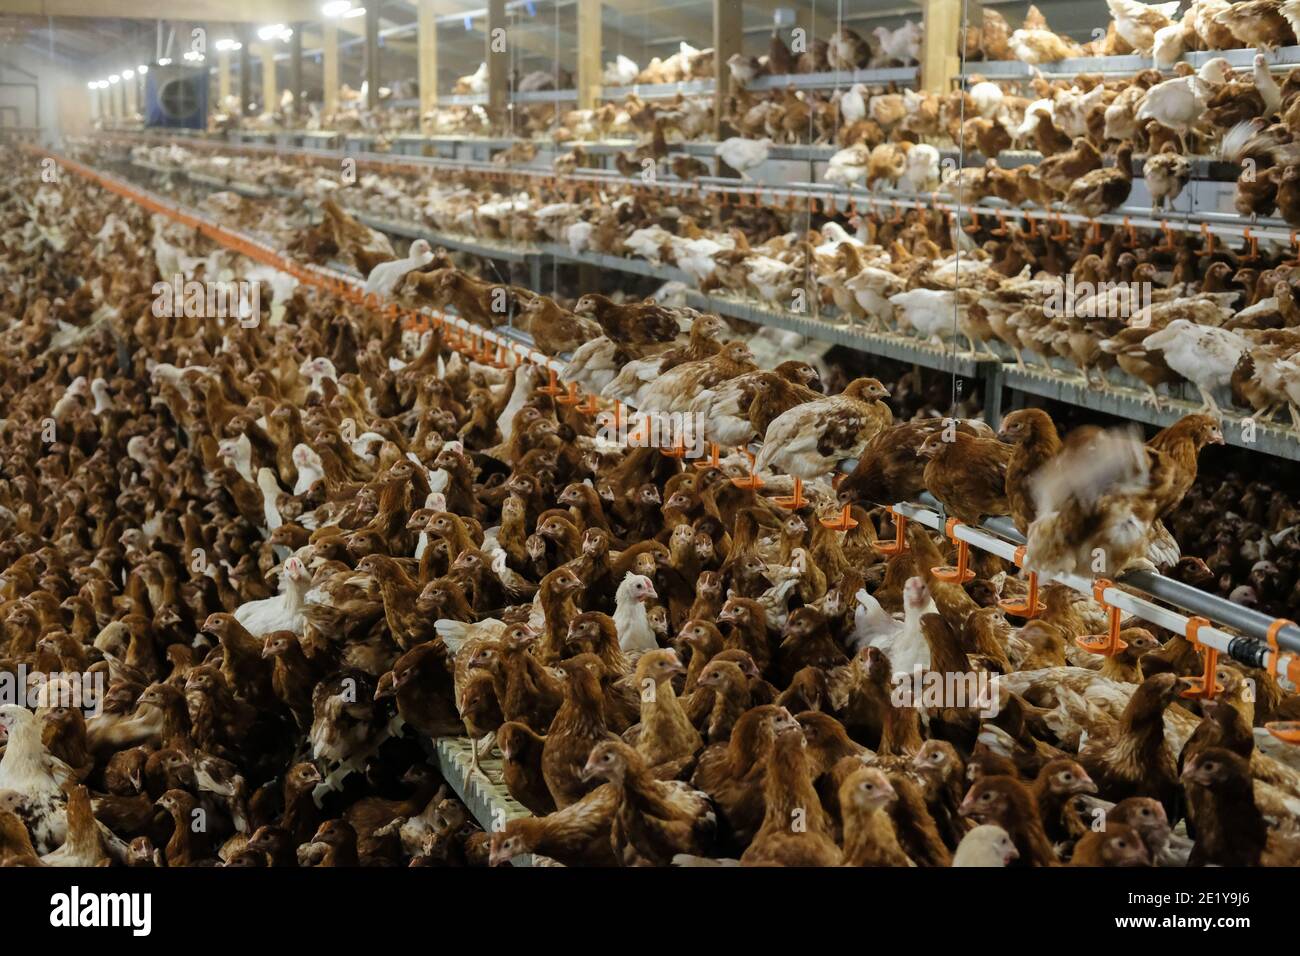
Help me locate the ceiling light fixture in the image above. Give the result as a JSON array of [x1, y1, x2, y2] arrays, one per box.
[[257, 23, 293, 42], [321, 0, 352, 16]]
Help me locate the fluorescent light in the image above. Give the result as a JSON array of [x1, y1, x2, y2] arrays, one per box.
[[257, 23, 293, 42], [137, 64, 148, 74], [122, 69, 134, 78], [321, 0, 352, 16], [87, 81, 97, 90], [108, 74, 120, 83], [343, 6, 366, 17], [157, 57, 172, 66], [214, 38, 242, 52]]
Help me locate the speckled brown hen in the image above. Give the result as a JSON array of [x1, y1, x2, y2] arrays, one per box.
[[918, 429, 1014, 526]]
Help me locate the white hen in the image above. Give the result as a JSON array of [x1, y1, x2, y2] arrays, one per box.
[[862, 577, 936, 677], [889, 288, 961, 342], [825, 145, 871, 187], [1142, 320, 1247, 416], [0, 704, 69, 852], [715, 137, 772, 179], [603, 54, 640, 86], [839, 83, 868, 125], [1136, 74, 1210, 150], [291, 444, 326, 496], [233, 555, 313, 636], [614, 573, 659, 654], [1106, 0, 1181, 54], [363, 238, 434, 297], [901, 144, 940, 194]]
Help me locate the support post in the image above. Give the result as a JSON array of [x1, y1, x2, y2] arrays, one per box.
[[260, 43, 278, 115], [713, 0, 741, 138], [323, 19, 339, 118], [124, 72, 138, 118], [290, 23, 303, 121], [576, 0, 601, 110], [486, 0, 508, 113], [365, 2, 380, 110], [418, 0, 438, 125], [217, 49, 232, 105], [919, 0, 966, 93], [238, 28, 252, 114]]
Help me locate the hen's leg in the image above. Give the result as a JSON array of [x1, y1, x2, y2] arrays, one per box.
[[473, 731, 500, 784], [1197, 386, 1223, 419], [1145, 384, 1164, 411]]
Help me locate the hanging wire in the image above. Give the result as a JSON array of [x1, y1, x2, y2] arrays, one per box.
[[949, 0, 971, 418], [545, 0, 564, 301]]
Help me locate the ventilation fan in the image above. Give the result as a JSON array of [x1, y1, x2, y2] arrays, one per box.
[[145, 65, 207, 129]]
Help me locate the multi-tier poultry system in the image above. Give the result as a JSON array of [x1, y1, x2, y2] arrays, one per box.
[[3, 0, 1300, 894]]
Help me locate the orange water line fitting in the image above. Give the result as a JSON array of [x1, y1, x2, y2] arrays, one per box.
[[999, 545, 1044, 619], [1159, 221, 1180, 254], [1266, 618, 1296, 681], [730, 450, 764, 490], [1178, 616, 1221, 701], [536, 367, 565, 396], [931, 517, 975, 583], [660, 437, 689, 459], [1240, 227, 1260, 263], [872, 507, 909, 556], [693, 443, 722, 470], [1197, 222, 1216, 258], [820, 504, 859, 531], [774, 476, 806, 510], [1076, 579, 1128, 657], [1264, 620, 1300, 742]]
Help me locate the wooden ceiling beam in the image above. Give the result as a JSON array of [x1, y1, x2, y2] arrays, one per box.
[[1, 0, 322, 22]]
